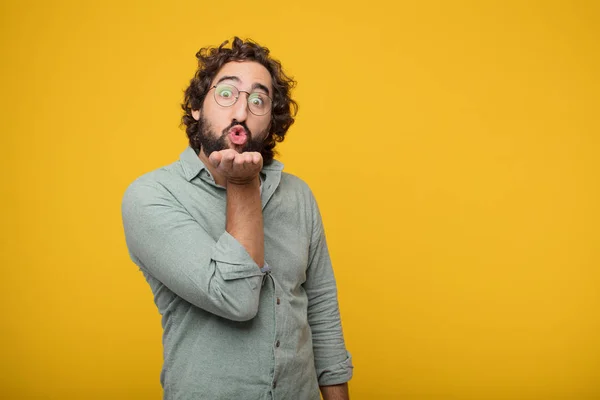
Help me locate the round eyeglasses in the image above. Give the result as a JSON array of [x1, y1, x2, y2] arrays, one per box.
[[209, 83, 273, 116]]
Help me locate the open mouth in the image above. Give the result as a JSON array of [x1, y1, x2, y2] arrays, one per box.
[[228, 126, 248, 145]]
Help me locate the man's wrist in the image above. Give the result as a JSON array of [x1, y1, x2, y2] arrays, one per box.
[[320, 382, 349, 400], [226, 175, 260, 188]]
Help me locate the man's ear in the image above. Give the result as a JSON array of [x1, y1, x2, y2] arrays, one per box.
[[192, 109, 200, 121]]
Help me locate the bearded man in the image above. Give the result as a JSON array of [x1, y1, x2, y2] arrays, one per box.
[[122, 37, 353, 400]]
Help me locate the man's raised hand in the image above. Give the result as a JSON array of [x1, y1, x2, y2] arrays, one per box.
[[208, 149, 263, 186]]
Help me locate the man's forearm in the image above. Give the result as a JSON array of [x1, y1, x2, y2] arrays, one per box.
[[225, 177, 264, 266], [320, 383, 349, 400]]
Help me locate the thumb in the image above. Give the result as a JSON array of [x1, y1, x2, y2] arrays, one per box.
[[208, 151, 222, 168]]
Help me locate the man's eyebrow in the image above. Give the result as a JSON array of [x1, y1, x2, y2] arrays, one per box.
[[251, 83, 271, 96], [215, 75, 271, 96], [215, 75, 241, 85]]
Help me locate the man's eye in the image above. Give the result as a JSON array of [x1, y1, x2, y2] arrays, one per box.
[[249, 94, 264, 106], [219, 90, 233, 98]]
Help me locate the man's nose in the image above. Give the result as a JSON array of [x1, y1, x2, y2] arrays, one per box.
[[230, 93, 249, 122]]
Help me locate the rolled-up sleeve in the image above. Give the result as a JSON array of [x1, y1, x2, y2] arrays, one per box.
[[304, 191, 353, 386], [122, 179, 265, 321]]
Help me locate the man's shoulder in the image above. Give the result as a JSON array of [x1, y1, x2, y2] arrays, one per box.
[[122, 160, 186, 204], [275, 171, 320, 209], [279, 171, 312, 194]]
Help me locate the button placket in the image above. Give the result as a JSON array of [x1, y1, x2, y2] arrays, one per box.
[[271, 276, 280, 394]]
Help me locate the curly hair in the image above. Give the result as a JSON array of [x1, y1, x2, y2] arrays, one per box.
[[181, 37, 298, 165]]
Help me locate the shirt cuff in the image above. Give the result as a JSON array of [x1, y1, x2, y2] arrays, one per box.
[[211, 231, 265, 280], [317, 351, 354, 386]]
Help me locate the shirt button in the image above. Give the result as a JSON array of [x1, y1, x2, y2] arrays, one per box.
[[275, 340, 280, 348], [272, 381, 277, 389], [276, 297, 280, 305]]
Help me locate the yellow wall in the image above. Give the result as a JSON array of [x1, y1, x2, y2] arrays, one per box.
[[2, 0, 599, 398]]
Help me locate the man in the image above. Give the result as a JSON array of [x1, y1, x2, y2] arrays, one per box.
[[121, 37, 352, 400]]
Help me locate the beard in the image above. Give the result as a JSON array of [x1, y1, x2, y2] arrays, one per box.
[[196, 114, 266, 157]]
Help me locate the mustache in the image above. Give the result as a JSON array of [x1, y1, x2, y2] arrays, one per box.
[[221, 121, 252, 137]]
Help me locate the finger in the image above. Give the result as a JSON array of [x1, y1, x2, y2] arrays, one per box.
[[252, 152, 263, 165], [208, 151, 222, 168], [233, 153, 246, 167], [243, 152, 253, 164], [222, 149, 236, 160], [220, 150, 235, 170]]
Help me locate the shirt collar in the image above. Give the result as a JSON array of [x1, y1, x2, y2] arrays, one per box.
[[180, 147, 204, 181]]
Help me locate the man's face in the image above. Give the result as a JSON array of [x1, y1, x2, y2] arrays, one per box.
[[192, 61, 273, 157]]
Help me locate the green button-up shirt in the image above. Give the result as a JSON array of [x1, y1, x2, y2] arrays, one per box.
[[122, 147, 352, 399]]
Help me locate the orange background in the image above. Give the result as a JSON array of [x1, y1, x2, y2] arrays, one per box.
[[2, 1, 599, 399]]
